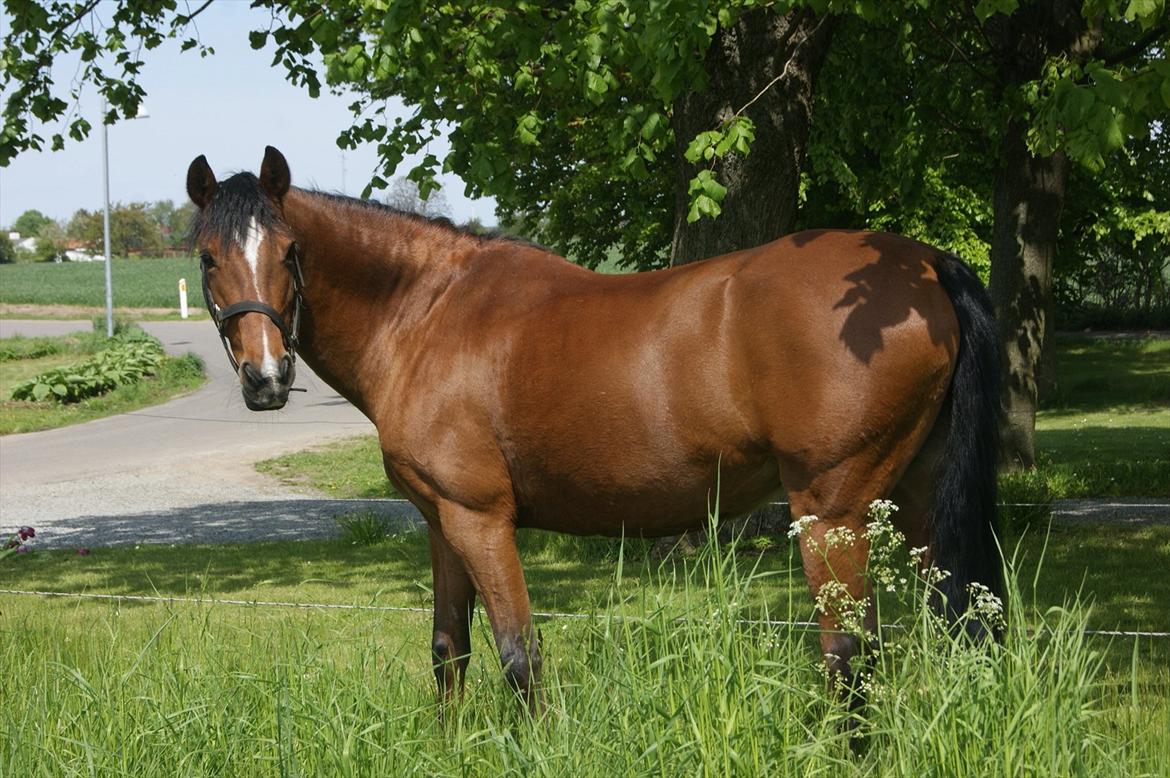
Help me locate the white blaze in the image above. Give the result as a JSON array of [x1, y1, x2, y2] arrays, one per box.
[[238, 217, 281, 379]]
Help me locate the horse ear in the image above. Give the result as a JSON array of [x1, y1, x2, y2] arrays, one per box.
[[186, 155, 217, 209], [259, 145, 291, 201]]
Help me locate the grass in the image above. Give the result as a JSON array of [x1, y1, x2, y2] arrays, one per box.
[[257, 436, 400, 498], [1, 524, 1166, 775], [0, 256, 204, 313], [1024, 336, 1170, 498], [0, 330, 206, 435]]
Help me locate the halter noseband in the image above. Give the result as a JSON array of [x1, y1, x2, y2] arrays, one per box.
[[202, 243, 305, 375]]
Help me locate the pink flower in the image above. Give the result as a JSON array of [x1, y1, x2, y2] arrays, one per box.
[[14, 545, 29, 554], [17, 526, 35, 540], [76, 548, 91, 556]]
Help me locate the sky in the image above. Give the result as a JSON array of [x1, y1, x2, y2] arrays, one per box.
[[0, 2, 498, 230]]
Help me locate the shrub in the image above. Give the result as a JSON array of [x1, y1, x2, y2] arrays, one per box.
[[0, 334, 66, 362], [10, 332, 164, 403], [90, 314, 136, 336], [335, 512, 397, 546], [999, 469, 1053, 532]]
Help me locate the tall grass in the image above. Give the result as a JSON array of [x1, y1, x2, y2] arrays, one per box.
[[1, 515, 1165, 776]]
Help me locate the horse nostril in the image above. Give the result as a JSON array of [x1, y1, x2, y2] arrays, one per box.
[[279, 355, 293, 382], [241, 362, 264, 390]]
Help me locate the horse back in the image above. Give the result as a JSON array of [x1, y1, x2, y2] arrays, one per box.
[[388, 229, 961, 535]]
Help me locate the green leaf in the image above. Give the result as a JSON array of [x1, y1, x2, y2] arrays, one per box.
[[584, 70, 608, 103], [32, 383, 50, 402], [974, 0, 1020, 21]]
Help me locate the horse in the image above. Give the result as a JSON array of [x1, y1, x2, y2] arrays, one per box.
[[186, 146, 1002, 710]]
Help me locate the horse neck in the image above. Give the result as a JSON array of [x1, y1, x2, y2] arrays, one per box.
[[280, 188, 464, 418]]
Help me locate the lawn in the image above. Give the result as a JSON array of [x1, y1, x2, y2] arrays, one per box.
[[1026, 335, 1170, 497], [0, 256, 205, 313], [0, 330, 205, 435], [1, 524, 1166, 775]]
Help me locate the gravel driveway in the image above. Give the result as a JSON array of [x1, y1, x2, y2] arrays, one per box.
[[0, 319, 424, 549]]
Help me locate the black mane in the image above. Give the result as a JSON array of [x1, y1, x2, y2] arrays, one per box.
[[189, 173, 542, 251], [189, 172, 285, 248], [306, 189, 542, 249]]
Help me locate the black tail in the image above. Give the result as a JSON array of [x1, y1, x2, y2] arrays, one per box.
[[930, 255, 1003, 637]]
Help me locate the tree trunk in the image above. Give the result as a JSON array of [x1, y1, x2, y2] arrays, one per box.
[[669, 8, 837, 265], [984, 2, 1094, 471], [988, 119, 1069, 470]]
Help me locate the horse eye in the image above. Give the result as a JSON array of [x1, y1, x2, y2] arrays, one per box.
[[200, 252, 215, 269]]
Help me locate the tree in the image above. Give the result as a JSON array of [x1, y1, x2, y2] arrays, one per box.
[[2, 1, 1166, 467], [1, 2, 837, 270], [12, 208, 52, 238], [31, 219, 68, 262], [384, 177, 452, 220], [797, 1, 1168, 468], [0, 232, 15, 264], [67, 203, 165, 257], [147, 199, 197, 249]]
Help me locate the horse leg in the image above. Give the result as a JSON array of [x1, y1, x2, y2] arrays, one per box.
[[428, 527, 476, 703], [437, 504, 542, 710], [790, 492, 876, 713], [889, 405, 950, 563], [786, 450, 918, 717]]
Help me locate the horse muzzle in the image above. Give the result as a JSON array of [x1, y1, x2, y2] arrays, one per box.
[[239, 356, 295, 411]]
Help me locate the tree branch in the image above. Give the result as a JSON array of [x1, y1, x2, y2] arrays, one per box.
[[1101, 22, 1169, 66], [176, 0, 216, 26]]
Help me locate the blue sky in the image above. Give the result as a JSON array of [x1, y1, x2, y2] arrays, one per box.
[[0, 3, 498, 229]]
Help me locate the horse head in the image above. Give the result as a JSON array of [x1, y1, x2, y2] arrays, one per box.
[[187, 146, 303, 411]]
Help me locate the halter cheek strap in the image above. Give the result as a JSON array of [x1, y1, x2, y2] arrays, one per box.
[[202, 243, 305, 376]]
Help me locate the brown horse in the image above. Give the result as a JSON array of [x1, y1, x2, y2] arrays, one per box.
[[187, 146, 1001, 707]]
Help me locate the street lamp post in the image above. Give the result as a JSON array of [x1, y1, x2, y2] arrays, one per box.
[[101, 99, 148, 338]]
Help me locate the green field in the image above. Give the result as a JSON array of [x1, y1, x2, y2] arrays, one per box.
[[0, 256, 205, 311]]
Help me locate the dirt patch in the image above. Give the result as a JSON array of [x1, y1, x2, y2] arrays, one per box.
[[0, 303, 206, 320]]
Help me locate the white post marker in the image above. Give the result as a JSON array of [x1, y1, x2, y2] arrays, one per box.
[[178, 278, 189, 319]]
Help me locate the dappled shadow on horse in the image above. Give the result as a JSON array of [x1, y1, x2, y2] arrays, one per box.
[[187, 146, 1003, 723]]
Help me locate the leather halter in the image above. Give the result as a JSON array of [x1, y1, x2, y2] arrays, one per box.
[[202, 243, 305, 374]]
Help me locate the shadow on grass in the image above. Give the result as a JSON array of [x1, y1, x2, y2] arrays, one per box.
[[1010, 523, 1170, 631], [1043, 337, 1170, 411]]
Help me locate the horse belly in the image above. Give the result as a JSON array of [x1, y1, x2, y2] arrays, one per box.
[[510, 440, 781, 537]]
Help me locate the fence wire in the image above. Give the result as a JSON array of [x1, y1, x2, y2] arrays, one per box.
[[1, 588, 1165, 638]]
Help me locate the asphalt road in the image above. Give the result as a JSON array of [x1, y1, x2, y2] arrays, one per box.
[[0, 319, 423, 549]]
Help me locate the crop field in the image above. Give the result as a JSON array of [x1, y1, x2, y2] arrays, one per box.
[[0, 257, 205, 311]]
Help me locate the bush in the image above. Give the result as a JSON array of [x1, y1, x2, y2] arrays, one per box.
[[999, 469, 1053, 532], [0, 334, 67, 362], [10, 332, 164, 403], [91, 314, 136, 336], [335, 512, 397, 546]]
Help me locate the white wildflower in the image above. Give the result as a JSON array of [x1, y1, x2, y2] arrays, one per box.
[[823, 526, 857, 548], [787, 514, 819, 539], [968, 582, 1006, 630]]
